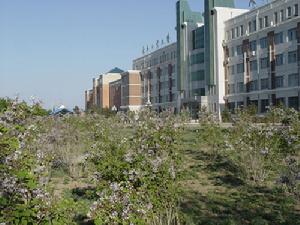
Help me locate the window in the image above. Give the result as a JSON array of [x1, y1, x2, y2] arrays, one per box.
[[275, 54, 284, 66], [250, 60, 257, 71], [259, 18, 263, 29], [260, 57, 269, 69], [237, 82, 244, 93], [228, 65, 235, 75], [228, 102, 235, 111], [229, 47, 235, 57], [260, 37, 268, 49], [226, 31, 230, 40], [191, 70, 205, 81], [261, 78, 269, 90], [236, 27, 240, 37], [250, 40, 257, 52], [231, 28, 235, 39], [295, 4, 299, 16], [274, 12, 278, 24], [237, 45, 243, 55], [261, 99, 269, 113], [228, 84, 235, 94], [288, 73, 299, 87], [275, 76, 284, 88], [288, 51, 297, 63], [248, 21, 252, 33], [240, 25, 244, 36], [237, 63, 244, 73], [192, 27, 205, 49], [249, 80, 258, 92], [287, 6, 292, 18], [288, 96, 299, 110], [288, 28, 297, 41], [264, 16, 269, 27], [191, 52, 205, 65], [253, 19, 257, 31], [280, 9, 284, 22], [193, 88, 205, 96], [274, 32, 283, 44]]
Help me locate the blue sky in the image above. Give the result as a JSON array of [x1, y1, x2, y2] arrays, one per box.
[[0, 0, 255, 109]]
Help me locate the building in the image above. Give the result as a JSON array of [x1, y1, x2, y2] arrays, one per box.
[[176, 0, 205, 116], [85, 67, 123, 111], [132, 0, 299, 116], [120, 70, 143, 112], [85, 0, 299, 115], [207, 6, 249, 117], [133, 43, 177, 112], [98, 70, 122, 109], [109, 79, 122, 111], [223, 0, 300, 113], [85, 89, 94, 111]]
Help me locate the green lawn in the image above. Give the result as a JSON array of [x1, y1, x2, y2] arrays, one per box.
[[180, 128, 300, 225]]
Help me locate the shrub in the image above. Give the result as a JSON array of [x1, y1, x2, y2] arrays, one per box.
[[87, 109, 184, 224]]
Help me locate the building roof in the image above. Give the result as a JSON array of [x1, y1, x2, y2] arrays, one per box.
[[107, 67, 124, 74], [51, 105, 72, 115]]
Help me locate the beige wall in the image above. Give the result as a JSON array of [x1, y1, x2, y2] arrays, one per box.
[[102, 84, 110, 108], [98, 73, 122, 109]]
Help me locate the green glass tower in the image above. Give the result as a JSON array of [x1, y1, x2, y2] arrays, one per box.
[[204, 0, 235, 86], [176, 0, 203, 93]]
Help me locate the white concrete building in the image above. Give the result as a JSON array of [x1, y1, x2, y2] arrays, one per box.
[[223, 0, 300, 112], [208, 7, 249, 118]]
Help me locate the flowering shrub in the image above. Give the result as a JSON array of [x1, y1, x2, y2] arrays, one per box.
[[1, 98, 299, 224], [88, 109, 184, 224], [0, 99, 80, 224], [0, 99, 52, 224], [196, 105, 299, 196]]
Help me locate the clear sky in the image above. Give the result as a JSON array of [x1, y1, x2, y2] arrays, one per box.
[[0, 0, 260, 109]]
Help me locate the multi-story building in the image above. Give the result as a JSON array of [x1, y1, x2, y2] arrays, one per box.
[[85, 0, 299, 116], [223, 0, 300, 113], [133, 43, 178, 112], [85, 67, 123, 111], [109, 79, 122, 111], [98, 71, 122, 109], [176, 0, 205, 116], [85, 89, 94, 111], [120, 70, 143, 112]]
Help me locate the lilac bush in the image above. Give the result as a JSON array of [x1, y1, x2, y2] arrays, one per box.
[[87, 109, 184, 224]]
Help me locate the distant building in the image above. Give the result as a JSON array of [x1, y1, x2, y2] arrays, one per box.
[[99, 70, 122, 109], [109, 79, 122, 111], [85, 89, 94, 111], [85, 67, 123, 111], [51, 105, 72, 115], [120, 70, 143, 112]]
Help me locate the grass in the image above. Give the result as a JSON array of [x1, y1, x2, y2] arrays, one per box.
[[44, 118, 299, 225], [180, 128, 300, 225]]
